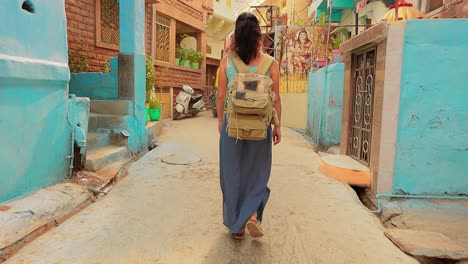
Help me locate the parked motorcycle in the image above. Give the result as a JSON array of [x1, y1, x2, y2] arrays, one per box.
[[173, 85, 205, 120]]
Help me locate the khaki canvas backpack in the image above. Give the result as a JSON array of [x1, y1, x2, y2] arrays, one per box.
[[226, 52, 279, 141]]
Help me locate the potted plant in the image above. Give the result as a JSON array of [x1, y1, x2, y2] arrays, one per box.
[[180, 48, 191, 67], [148, 96, 161, 121], [314, 35, 327, 68], [145, 56, 156, 124], [331, 35, 343, 63], [175, 47, 184, 65], [188, 50, 204, 69]]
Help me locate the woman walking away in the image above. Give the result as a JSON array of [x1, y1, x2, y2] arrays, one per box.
[[216, 12, 282, 240]]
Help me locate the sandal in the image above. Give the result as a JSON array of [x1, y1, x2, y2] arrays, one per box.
[[232, 228, 245, 240], [246, 218, 264, 238]]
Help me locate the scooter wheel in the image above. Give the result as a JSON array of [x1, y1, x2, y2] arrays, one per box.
[[173, 111, 181, 120]]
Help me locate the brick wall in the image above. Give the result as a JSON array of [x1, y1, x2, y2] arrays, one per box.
[[155, 64, 213, 109], [155, 65, 202, 87], [146, 7, 152, 58], [66, 0, 153, 72], [159, 0, 204, 21]]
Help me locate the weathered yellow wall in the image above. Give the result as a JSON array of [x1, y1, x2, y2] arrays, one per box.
[[281, 93, 308, 129]]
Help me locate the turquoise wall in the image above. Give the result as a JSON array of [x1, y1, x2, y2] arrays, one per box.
[[69, 57, 118, 100], [0, 0, 72, 202], [119, 0, 148, 153], [307, 63, 344, 150], [120, 0, 145, 54], [393, 19, 468, 195]]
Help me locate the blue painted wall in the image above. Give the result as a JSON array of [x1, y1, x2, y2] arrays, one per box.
[[69, 57, 118, 100], [0, 0, 72, 202], [393, 19, 468, 195], [307, 63, 344, 150], [119, 0, 148, 153]]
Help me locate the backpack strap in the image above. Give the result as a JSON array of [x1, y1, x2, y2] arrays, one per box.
[[255, 55, 274, 75], [231, 52, 274, 75], [230, 52, 250, 73]]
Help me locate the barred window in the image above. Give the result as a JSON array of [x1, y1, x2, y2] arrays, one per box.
[[96, 0, 120, 50], [155, 14, 171, 62]]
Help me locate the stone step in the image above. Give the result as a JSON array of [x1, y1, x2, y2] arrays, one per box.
[[90, 100, 133, 115], [87, 132, 110, 151], [85, 145, 129, 172], [88, 113, 131, 132], [318, 154, 371, 187]]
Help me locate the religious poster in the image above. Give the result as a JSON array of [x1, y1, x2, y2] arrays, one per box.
[[274, 26, 316, 93]]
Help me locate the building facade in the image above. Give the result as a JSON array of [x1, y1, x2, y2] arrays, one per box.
[[66, 0, 213, 119]]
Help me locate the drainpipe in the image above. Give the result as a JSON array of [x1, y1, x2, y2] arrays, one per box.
[[66, 94, 76, 178], [151, 4, 156, 59], [371, 193, 468, 214]]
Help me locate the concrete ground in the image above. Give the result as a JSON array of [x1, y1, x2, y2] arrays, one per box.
[[5, 112, 418, 264]]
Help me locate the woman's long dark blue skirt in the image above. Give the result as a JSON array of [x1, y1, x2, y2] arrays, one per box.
[[219, 115, 272, 233]]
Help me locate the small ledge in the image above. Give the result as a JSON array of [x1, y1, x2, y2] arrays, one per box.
[[154, 61, 202, 74], [340, 22, 388, 54]]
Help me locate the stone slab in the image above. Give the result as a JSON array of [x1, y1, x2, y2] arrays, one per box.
[[0, 183, 92, 249], [85, 145, 129, 171], [384, 229, 468, 260]]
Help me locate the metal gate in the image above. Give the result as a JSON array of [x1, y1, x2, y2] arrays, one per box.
[[349, 48, 376, 166]]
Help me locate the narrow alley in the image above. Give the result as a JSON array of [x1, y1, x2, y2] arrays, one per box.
[[5, 112, 417, 264]]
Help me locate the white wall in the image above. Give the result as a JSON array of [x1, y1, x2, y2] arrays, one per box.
[[340, 2, 390, 36], [207, 39, 224, 60], [213, 0, 236, 21]]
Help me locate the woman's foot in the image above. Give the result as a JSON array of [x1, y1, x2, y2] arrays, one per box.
[[232, 228, 245, 240], [246, 217, 264, 238]]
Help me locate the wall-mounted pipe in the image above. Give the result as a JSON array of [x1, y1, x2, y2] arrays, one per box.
[[371, 193, 468, 214], [66, 94, 76, 178]]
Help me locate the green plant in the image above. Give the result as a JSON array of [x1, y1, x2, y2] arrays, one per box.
[[179, 48, 190, 61], [148, 96, 161, 109], [187, 49, 204, 63], [294, 20, 309, 26], [146, 56, 156, 104], [331, 35, 343, 50], [69, 50, 89, 73], [176, 47, 184, 58], [102, 60, 110, 73], [316, 12, 328, 27], [68, 38, 90, 73]]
